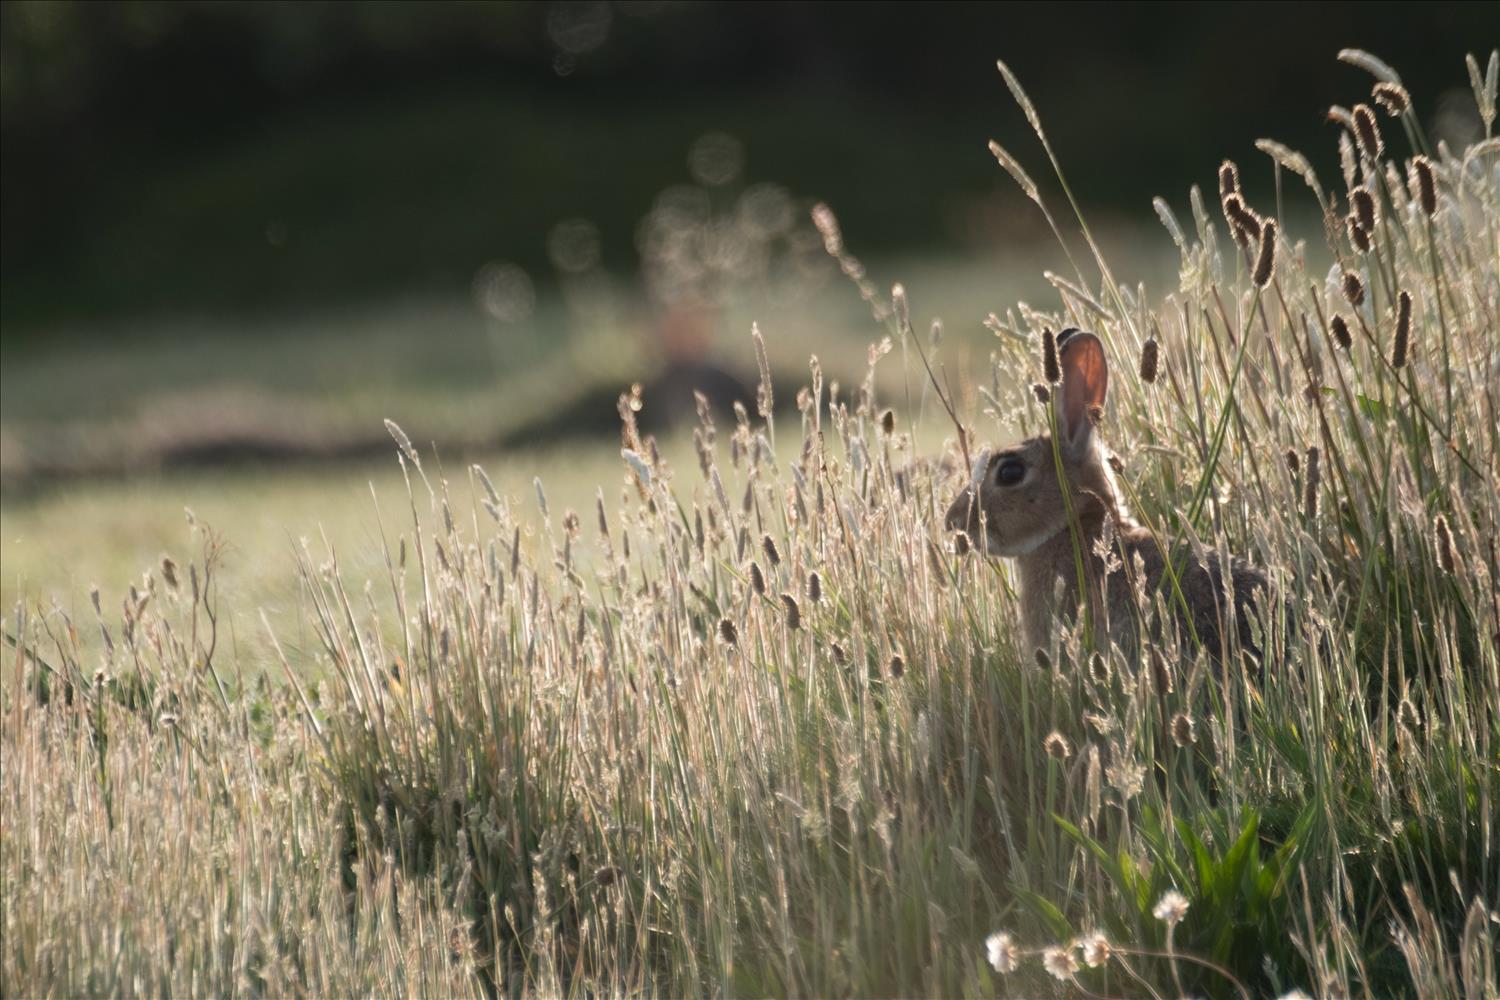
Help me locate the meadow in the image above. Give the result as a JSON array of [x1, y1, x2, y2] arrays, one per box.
[[3, 51, 1498, 998]]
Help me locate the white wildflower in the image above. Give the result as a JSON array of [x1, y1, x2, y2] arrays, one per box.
[[1079, 931, 1111, 967], [1153, 888, 1190, 926], [985, 932, 1019, 973], [1042, 945, 1079, 981]]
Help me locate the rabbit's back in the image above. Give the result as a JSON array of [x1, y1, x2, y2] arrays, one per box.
[[1111, 526, 1271, 658]]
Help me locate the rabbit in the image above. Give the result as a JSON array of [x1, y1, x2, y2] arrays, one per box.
[[944, 328, 1270, 661]]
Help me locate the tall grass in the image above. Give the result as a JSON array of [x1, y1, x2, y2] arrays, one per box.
[[5, 51, 1499, 998]]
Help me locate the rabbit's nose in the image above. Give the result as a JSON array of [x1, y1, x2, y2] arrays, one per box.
[[945, 489, 976, 532]]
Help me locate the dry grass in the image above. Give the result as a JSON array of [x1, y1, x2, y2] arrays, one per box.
[[5, 51, 1499, 998]]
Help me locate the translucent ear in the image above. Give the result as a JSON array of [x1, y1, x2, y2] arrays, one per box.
[[1057, 330, 1108, 456]]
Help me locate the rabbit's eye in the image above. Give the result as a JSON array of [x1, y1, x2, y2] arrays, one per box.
[[994, 460, 1025, 486]]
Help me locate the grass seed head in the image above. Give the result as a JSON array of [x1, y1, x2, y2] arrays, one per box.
[[1304, 446, 1321, 520], [1352, 186, 1377, 231], [761, 533, 780, 566], [1352, 103, 1384, 159], [1222, 193, 1262, 247], [749, 560, 766, 595], [1433, 515, 1458, 574], [1392, 289, 1412, 369], [718, 617, 739, 647], [1218, 159, 1241, 201], [888, 652, 905, 678], [1330, 313, 1353, 350], [1342, 270, 1366, 306], [1372, 81, 1411, 116], [807, 570, 822, 603], [1409, 156, 1437, 216], [1139, 337, 1159, 384], [1032, 382, 1051, 404], [1042, 328, 1060, 384], [1347, 216, 1371, 253], [780, 593, 801, 630], [1253, 218, 1278, 287], [1171, 712, 1198, 747], [1043, 731, 1072, 760]]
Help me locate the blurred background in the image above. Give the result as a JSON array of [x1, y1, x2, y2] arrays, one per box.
[[1, 1, 1490, 634]]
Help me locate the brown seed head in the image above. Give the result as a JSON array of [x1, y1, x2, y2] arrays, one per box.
[[762, 533, 781, 566], [1372, 81, 1411, 116], [1218, 159, 1241, 201], [780, 593, 802, 630], [1304, 446, 1321, 520], [749, 560, 766, 596], [1032, 382, 1051, 404], [1352, 104, 1383, 160], [830, 641, 848, 666], [1351, 186, 1377, 232], [1034, 647, 1051, 670], [1342, 270, 1366, 307], [1139, 337, 1160, 384], [1284, 448, 1300, 475], [718, 617, 739, 647], [1409, 156, 1437, 216], [1347, 216, 1372, 254], [1252, 218, 1278, 287], [1433, 515, 1458, 574], [1392, 290, 1412, 369], [1222, 193, 1262, 247], [1042, 328, 1061, 384], [1043, 731, 1072, 761], [807, 570, 822, 603], [953, 530, 971, 557], [1171, 712, 1198, 747], [880, 408, 896, 436], [160, 556, 179, 590], [1330, 314, 1353, 350], [888, 653, 905, 678]]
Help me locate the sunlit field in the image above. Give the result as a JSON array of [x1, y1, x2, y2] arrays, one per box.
[[4, 50, 1498, 998]]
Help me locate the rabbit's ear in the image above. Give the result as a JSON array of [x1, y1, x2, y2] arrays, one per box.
[[1058, 330, 1108, 457]]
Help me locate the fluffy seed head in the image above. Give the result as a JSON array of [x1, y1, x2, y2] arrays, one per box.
[[1031, 382, 1051, 404], [888, 653, 905, 678], [1304, 446, 1321, 520], [1043, 731, 1072, 760], [1218, 159, 1241, 201], [1080, 932, 1112, 968], [953, 530, 971, 557], [761, 533, 781, 566], [1330, 314, 1353, 350], [1352, 103, 1383, 159], [1372, 81, 1411, 116], [1433, 515, 1457, 574], [1285, 447, 1300, 474], [1222, 193, 1261, 246], [748, 560, 766, 596], [1342, 270, 1366, 307], [780, 593, 802, 630], [986, 932, 1019, 974], [807, 571, 822, 603], [1043, 946, 1079, 981], [1042, 329, 1061, 384], [1351, 186, 1377, 231], [1171, 712, 1198, 747], [1347, 217, 1372, 253], [1252, 218, 1278, 287], [1392, 289, 1412, 369], [1153, 889, 1190, 925], [1139, 337, 1159, 384], [718, 617, 739, 647], [1410, 156, 1437, 216], [880, 408, 896, 436]]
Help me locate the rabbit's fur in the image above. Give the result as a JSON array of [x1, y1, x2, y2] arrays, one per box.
[[945, 328, 1269, 659]]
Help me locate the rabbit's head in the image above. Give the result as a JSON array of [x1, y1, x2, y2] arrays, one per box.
[[945, 329, 1116, 556]]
